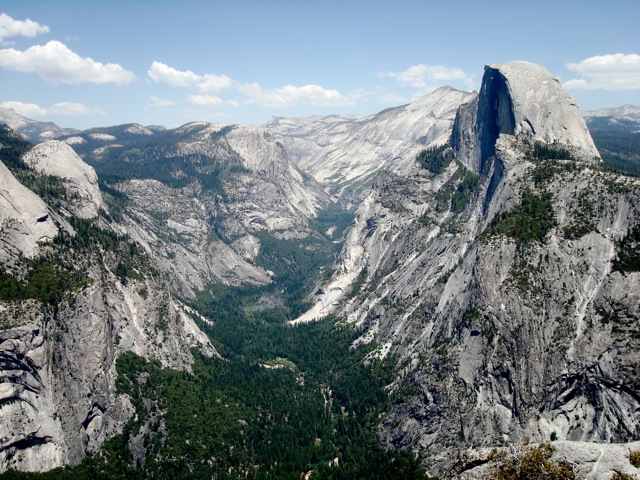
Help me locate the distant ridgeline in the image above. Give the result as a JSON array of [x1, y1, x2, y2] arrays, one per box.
[[1, 63, 639, 480]]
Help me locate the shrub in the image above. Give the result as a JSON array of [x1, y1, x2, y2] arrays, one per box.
[[488, 441, 580, 480]]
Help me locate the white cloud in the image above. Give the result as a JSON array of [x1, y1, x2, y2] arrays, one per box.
[[196, 74, 234, 93], [149, 61, 353, 108], [378, 64, 475, 91], [149, 96, 174, 107], [1, 100, 102, 117], [0, 40, 136, 85], [148, 61, 201, 87], [244, 84, 354, 108], [0, 13, 49, 43], [188, 94, 224, 106], [148, 61, 234, 93], [0, 100, 47, 117], [565, 53, 640, 90], [49, 102, 103, 116]]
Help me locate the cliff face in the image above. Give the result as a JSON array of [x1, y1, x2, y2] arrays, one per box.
[[266, 87, 475, 204], [297, 62, 640, 475], [0, 130, 216, 472]]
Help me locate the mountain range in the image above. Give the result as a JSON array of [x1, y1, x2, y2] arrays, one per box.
[[0, 61, 639, 479]]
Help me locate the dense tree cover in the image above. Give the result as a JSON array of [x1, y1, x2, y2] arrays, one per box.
[[531, 141, 573, 161], [309, 205, 356, 241], [613, 223, 640, 273], [416, 145, 454, 174], [587, 117, 640, 176], [433, 161, 479, 214], [486, 189, 556, 243], [0, 313, 427, 480]]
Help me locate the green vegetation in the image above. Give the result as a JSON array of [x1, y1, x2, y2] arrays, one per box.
[[309, 204, 356, 240], [486, 189, 556, 243], [0, 256, 87, 307], [587, 117, 640, 176], [630, 449, 640, 468], [433, 161, 479, 214], [451, 169, 480, 213], [488, 442, 579, 480], [251, 231, 338, 318], [1, 315, 426, 480], [416, 144, 455, 174], [613, 224, 640, 273], [531, 141, 573, 161]]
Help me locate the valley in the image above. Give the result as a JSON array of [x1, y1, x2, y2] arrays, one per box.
[[0, 61, 639, 479]]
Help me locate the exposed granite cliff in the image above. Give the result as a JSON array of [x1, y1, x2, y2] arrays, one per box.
[[0, 130, 216, 472], [296, 61, 640, 476]]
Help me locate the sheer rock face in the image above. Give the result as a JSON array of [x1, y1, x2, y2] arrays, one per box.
[[453, 61, 600, 173], [0, 139, 217, 472], [22, 141, 104, 219], [116, 178, 271, 298], [296, 62, 639, 476], [0, 161, 59, 260], [0, 263, 216, 472], [266, 87, 475, 203]]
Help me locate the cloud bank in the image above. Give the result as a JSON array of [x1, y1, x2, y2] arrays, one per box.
[[148, 61, 354, 108], [0, 40, 136, 85], [0, 13, 49, 43], [378, 64, 475, 91], [1, 100, 103, 117], [564, 53, 640, 90]]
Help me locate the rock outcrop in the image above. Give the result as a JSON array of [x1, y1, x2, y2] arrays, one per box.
[[0, 161, 58, 261], [22, 140, 104, 218], [266, 87, 475, 203], [296, 61, 640, 476], [0, 130, 217, 472]]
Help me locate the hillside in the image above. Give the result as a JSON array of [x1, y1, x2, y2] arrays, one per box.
[[0, 62, 639, 480]]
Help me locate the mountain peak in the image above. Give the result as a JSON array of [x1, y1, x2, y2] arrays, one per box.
[[485, 61, 600, 159]]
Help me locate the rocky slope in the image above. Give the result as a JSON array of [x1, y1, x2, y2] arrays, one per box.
[[58, 121, 330, 297], [297, 61, 640, 476], [0, 107, 78, 144], [266, 87, 475, 204], [0, 128, 216, 472]]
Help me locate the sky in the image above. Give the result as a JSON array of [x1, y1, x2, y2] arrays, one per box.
[[0, 0, 638, 130]]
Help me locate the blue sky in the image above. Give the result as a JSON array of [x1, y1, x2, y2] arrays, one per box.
[[1, 0, 638, 130]]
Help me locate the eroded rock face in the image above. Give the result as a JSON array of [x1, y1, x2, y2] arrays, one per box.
[[0, 161, 59, 261], [0, 134, 217, 472], [266, 87, 475, 203], [296, 61, 639, 476], [0, 260, 217, 472], [22, 140, 103, 218]]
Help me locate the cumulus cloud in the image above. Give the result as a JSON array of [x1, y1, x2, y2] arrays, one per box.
[[148, 61, 201, 88], [565, 53, 640, 90], [1, 100, 103, 117], [148, 61, 233, 93], [243, 84, 354, 108], [149, 60, 353, 108], [0, 13, 49, 43], [149, 96, 175, 107], [378, 64, 475, 91], [188, 94, 224, 106], [0, 40, 136, 85]]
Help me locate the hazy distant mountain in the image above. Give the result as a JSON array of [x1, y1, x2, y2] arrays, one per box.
[[584, 104, 640, 176], [1, 64, 639, 479], [0, 107, 79, 143], [584, 104, 640, 121]]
